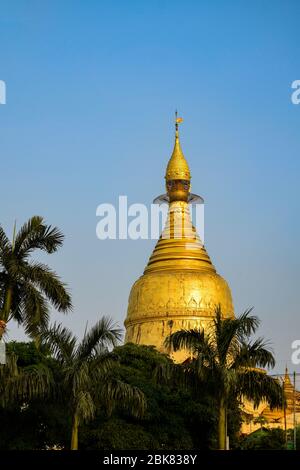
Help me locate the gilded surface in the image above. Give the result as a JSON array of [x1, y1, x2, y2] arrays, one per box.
[[165, 127, 191, 181], [124, 120, 234, 355]]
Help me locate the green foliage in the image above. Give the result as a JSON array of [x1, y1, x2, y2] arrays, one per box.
[[0, 341, 66, 450], [42, 319, 146, 449], [286, 425, 300, 450], [240, 428, 286, 450], [81, 418, 157, 450], [6, 341, 48, 367], [0, 353, 52, 409], [0, 340, 242, 450], [80, 343, 221, 450]]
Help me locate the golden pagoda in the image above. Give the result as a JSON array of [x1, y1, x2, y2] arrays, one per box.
[[124, 115, 234, 357]]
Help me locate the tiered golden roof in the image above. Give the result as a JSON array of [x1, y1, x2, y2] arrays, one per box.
[[144, 202, 214, 274], [125, 116, 234, 355]]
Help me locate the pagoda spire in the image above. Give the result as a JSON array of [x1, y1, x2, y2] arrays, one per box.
[[165, 112, 191, 182], [284, 366, 293, 389]]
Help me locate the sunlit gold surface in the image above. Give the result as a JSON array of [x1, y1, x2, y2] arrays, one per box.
[[165, 127, 191, 181], [124, 120, 234, 356]]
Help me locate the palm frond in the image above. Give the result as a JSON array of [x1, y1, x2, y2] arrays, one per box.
[[68, 361, 91, 398], [237, 369, 284, 409], [21, 283, 50, 338], [18, 363, 53, 400], [101, 379, 146, 419], [164, 328, 208, 354], [0, 355, 53, 406], [213, 304, 223, 352], [75, 390, 96, 423], [89, 351, 118, 379], [4, 282, 24, 324], [154, 361, 187, 386], [76, 317, 122, 360], [42, 322, 77, 363], [0, 226, 11, 257], [154, 359, 209, 396], [233, 338, 276, 370], [0, 353, 18, 383], [235, 308, 259, 339], [14, 216, 64, 256], [0, 249, 19, 279], [24, 262, 72, 312], [213, 307, 259, 365]]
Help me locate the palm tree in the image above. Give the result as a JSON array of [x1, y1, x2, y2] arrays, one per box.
[[42, 317, 146, 450], [254, 414, 268, 430], [0, 352, 52, 407], [0, 216, 72, 341], [164, 307, 283, 450]]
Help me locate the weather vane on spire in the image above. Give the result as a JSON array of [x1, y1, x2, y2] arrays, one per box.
[[175, 110, 183, 133]]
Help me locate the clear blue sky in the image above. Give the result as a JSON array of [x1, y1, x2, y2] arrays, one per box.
[[1, 0, 299, 373]]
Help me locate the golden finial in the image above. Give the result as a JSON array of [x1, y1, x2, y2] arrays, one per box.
[[175, 109, 183, 138], [165, 111, 190, 181]]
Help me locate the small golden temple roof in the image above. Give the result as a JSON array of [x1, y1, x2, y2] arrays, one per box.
[[283, 366, 293, 391], [165, 112, 191, 181]]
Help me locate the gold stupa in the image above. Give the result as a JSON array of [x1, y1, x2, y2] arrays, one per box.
[[124, 115, 234, 355]]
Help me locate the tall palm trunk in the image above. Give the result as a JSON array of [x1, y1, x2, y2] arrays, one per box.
[[34, 334, 41, 351], [2, 222, 15, 328], [0, 286, 13, 339], [70, 413, 79, 450], [218, 396, 227, 450]]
